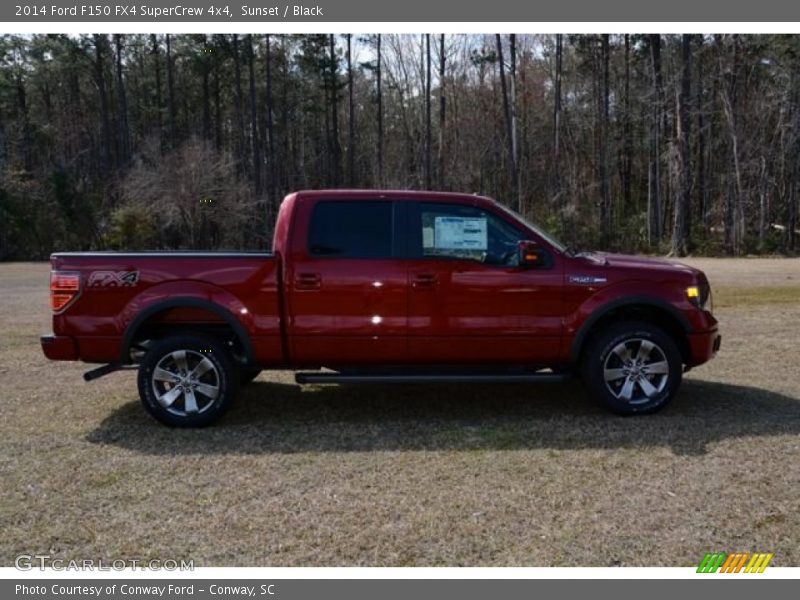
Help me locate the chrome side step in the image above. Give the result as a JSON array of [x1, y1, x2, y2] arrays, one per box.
[[295, 372, 571, 385]]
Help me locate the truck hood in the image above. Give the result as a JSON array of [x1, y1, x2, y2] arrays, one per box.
[[576, 251, 701, 278]]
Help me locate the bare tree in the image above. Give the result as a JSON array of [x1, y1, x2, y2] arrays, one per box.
[[424, 34, 432, 189], [212, 35, 222, 151], [201, 35, 211, 142], [438, 34, 446, 190], [149, 35, 163, 151], [247, 35, 261, 195], [496, 35, 519, 212], [695, 34, 709, 237], [347, 34, 356, 187], [600, 34, 611, 231], [621, 34, 633, 215], [328, 34, 342, 186], [92, 34, 113, 178], [121, 137, 253, 249], [784, 38, 800, 252], [510, 34, 519, 211], [376, 34, 384, 187], [166, 34, 177, 148], [552, 34, 563, 205], [720, 35, 743, 254], [231, 34, 247, 175], [671, 34, 692, 256], [114, 34, 131, 166], [648, 34, 664, 244], [264, 34, 277, 208]]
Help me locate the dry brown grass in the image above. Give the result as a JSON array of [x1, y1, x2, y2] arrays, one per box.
[[1, 259, 799, 566]]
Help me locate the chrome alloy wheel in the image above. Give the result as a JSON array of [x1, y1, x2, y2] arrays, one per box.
[[602, 338, 669, 405], [151, 349, 220, 416]]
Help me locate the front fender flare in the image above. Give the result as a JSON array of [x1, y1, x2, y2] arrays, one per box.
[[568, 294, 691, 364]]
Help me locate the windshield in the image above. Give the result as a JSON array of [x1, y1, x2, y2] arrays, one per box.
[[493, 201, 568, 254]]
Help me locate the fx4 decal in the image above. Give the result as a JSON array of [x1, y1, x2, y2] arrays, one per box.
[[87, 271, 140, 287]]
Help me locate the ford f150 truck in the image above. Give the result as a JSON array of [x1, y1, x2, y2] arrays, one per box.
[[41, 190, 720, 426]]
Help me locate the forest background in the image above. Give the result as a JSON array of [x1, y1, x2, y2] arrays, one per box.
[[1, 33, 798, 259]]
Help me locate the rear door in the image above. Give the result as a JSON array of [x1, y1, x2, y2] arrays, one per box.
[[284, 198, 408, 365]]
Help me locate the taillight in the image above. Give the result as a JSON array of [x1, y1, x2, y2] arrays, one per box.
[[50, 271, 81, 313]]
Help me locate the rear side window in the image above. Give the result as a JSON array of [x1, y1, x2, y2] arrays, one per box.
[[308, 201, 393, 258]]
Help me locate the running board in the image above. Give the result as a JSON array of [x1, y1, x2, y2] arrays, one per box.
[[295, 372, 571, 385], [83, 363, 138, 382]]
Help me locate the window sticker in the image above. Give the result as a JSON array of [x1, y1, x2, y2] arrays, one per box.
[[433, 216, 488, 250]]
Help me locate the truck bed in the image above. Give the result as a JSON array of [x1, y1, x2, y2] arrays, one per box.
[[49, 251, 283, 365]]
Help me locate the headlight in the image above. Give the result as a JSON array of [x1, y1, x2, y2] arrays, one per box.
[[686, 283, 712, 312]]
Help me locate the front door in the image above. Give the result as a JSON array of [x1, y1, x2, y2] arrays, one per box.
[[406, 201, 563, 364]]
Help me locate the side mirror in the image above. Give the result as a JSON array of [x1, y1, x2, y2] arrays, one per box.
[[518, 240, 546, 268]]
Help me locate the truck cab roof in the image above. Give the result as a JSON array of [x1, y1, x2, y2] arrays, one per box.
[[292, 189, 495, 204]]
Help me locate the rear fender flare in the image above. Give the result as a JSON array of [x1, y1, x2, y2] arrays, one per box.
[[120, 296, 254, 365]]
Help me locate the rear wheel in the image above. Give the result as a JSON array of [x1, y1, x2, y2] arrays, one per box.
[[581, 321, 682, 415], [137, 334, 239, 427]]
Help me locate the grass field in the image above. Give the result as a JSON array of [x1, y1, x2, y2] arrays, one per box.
[[1, 259, 799, 567]]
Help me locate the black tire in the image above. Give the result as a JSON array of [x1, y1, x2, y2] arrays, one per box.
[[240, 368, 262, 385], [581, 321, 682, 415], [137, 334, 239, 427]]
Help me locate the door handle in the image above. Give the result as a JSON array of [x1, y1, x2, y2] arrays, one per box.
[[295, 272, 321, 290], [411, 273, 438, 289]]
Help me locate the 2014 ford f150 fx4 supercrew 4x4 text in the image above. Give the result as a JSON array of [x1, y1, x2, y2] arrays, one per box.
[[41, 190, 720, 426]]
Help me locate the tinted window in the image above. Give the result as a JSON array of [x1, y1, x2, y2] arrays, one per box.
[[418, 203, 523, 265], [308, 201, 393, 258]]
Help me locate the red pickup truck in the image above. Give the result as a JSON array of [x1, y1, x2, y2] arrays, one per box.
[[41, 190, 720, 426]]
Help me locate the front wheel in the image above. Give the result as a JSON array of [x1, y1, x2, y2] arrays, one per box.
[[137, 334, 239, 427], [581, 321, 682, 415]]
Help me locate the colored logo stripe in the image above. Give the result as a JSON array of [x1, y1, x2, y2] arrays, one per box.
[[697, 552, 773, 573], [720, 553, 749, 573], [745, 553, 774, 573], [697, 552, 726, 573]]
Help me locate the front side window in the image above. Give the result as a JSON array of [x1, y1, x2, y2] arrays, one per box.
[[308, 201, 393, 258], [418, 203, 523, 266]]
